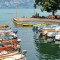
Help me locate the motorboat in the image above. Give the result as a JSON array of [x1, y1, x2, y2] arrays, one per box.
[[55, 32, 60, 40], [22, 24, 33, 27], [0, 51, 26, 60], [0, 25, 9, 29], [42, 25, 60, 36], [0, 38, 21, 51], [32, 23, 46, 31], [47, 32, 57, 38], [0, 28, 18, 39]]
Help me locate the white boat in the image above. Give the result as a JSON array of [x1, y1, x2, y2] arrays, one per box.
[[0, 28, 18, 39], [55, 32, 60, 40], [42, 25, 60, 36], [47, 32, 57, 38], [32, 23, 46, 31], [55, 41, 60, 44], [0, 51, 26, 60]]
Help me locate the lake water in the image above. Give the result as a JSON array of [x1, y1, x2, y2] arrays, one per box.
[[0, 9, 60, 60]]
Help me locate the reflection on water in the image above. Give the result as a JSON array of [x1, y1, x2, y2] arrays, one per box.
[[34, 33, 60, 60], [14, 24, 60, 60]]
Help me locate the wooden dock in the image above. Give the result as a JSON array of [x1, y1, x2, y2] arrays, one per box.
[[13, 18, 60, 25]]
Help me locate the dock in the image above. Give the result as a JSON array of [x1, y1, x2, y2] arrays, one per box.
[[13, 18, 60, 25]]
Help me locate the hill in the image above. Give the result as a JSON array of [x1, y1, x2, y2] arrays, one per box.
[[0, 0, 34, 9]]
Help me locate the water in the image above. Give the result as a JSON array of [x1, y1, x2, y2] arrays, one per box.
[[0, 9, 60, 60]]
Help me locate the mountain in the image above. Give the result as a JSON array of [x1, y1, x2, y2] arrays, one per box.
[[0, 0, 34, 9]]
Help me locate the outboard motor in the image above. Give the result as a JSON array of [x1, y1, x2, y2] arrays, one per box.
[[22, 50, 27, 55], [17, 39, 21, 42], [32, 26, 35, 31]]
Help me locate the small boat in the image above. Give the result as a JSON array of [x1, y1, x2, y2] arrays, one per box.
[[0, 28, 18, 39], [0, 38, 21, 51], [32, 23, 46, 31], [55, 32, 60, 40], [22, 24, 33, 27], [47, 32, 57, 38], [0, 25, 9, 29], [42, 25, 60, 36], [55, 34, 60, 44], [55, 41, 60, 44], [0, 51, 26, 60], [33, 23, 46, 27]]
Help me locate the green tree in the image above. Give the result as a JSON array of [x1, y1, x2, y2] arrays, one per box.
[[34, 0, 60, 16]]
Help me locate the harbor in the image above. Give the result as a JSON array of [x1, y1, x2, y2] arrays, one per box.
[[0, 3, 60, 60]]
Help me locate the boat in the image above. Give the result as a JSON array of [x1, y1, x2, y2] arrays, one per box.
[[0, 38, 21, 51], [13, 20, 22, 26], [55, 32, 60, 40], [55, 41, 60, 44], [47, 32, 57, 38], [0, 25, 9, 29], [55, 33, 60, 44], [42, 25, 60, 36], [22, 24, 33, 27], [32, 23, 46, 31], [0, 29, 18, 39], [33, 23, 46, 27], [47, 26, 60, 38], [0, 51, 26, 60]]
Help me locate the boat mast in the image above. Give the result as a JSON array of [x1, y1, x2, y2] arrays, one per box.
[[34, 8, 35, 16], [16, 0, 18, 19], [34, 2, 36, 16]]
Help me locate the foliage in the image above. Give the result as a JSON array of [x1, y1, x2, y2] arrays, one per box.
[[34, 0, 60, 15]]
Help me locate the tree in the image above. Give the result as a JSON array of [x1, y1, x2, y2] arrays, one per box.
[[34, 0, 60, 16]]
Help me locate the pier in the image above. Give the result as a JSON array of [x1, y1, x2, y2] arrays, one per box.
[[13, 18, 60, 25]]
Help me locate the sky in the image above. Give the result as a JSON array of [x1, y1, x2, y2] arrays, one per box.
[[0, 0, 34, 8]]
